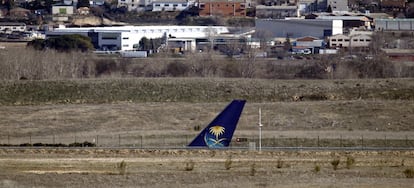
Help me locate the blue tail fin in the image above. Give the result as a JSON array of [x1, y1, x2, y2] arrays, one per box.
[[188, 100, 246, 148]]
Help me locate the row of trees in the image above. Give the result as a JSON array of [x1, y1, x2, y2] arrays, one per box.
[[27, 34, 94, 52], [1, 46, 413, 80]]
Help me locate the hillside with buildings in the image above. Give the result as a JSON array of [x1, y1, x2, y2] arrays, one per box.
[[0, 0, 414, 71]]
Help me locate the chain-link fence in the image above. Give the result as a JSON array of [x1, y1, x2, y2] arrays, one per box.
[[1, 133, 414, 149]]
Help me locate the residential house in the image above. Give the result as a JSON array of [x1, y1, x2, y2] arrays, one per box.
[[327, 0, 349, 13], [329, 29, 372, 49], [150, 0, 191, 12], [0, 8, 7, 18], [292, 36, 325, 53], [77, 7, 90, 15], [118, 0, 153, 11], [52, 4, 74, 22], [255, 5, 298, 19], [380, 0, 407, 11], [198, 0, 247, 17], [0, 22, 26, 33]]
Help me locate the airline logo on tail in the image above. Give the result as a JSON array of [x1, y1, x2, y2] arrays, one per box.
[[188, 100, 246, 148]]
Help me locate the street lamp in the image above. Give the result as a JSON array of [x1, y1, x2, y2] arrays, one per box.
[[259, 108, 263, 151]]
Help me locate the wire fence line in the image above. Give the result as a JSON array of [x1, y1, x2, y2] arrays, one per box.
[[1, 133, 414, 148]]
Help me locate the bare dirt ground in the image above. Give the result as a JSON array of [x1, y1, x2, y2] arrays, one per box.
[[0, 100, 413, 147], [0, 149, 414, 188]]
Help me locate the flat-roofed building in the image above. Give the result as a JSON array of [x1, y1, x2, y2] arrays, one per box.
[[375, 19, 414, 31], [255, 18, 343, 39], [46, 25, 230, 52], [256, 5, 298, 19]]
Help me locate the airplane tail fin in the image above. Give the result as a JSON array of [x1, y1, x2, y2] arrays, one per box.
[[188, 100, 246, 148]]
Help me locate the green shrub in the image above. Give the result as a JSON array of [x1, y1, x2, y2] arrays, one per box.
[[403, 169, 414, 178], [165, 61, 189, 77], [185, 160, 194, 171], [346, 156, 355, 169], [331, 158, 340, 170], [277, 159, 283, 169], [314, 164, 321, 173], [250, 163, 256, 176], [225, 155, 232, 170], [118, 160, 127, 175]]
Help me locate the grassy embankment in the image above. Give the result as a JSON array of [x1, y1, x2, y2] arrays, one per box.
[[0, 78, 413, 105]]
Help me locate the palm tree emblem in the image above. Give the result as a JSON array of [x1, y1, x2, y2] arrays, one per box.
[[205, 126, 227, 147]]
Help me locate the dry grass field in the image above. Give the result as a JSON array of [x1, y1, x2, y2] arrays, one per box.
[[0, 149, 414, 188], [0, 78, 413, 187]]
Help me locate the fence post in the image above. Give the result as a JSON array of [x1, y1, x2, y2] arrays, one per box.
[[295, 137, 298, 147], [406, 135, 408, 146], [118, 134, 121, 147], [140, 135, 143, 148], [317, 136, 320, 147], [361, 135, 364, 148]]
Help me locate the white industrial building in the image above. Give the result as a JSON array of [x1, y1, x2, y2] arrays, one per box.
[[46, 25, 231, 52]]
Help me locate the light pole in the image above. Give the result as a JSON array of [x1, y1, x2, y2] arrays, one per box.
[[259, 108, 263, 151]]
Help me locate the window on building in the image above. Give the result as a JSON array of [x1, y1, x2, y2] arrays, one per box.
[[122, 37, 129, 40], [353, 39, 358, 41], [332, 39, 337, 41], [173, 4, 178, 7], [366, 39, 371, 42], [59, 8, 67, 14], [359, 39, 364, 41], [123, 44, 129, 47], [338, 39, 343, 41], [164, 4, 169, 6], [182, 3, 186, 6], [344, 39, 349, 42], [155, 4, 160, 6]]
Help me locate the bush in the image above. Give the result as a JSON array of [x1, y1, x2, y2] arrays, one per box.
[[250, 163, 256, 176], [403, 169, 414, 178], [331, 158, 340, 170], [118, 160, 127, 175], [185, 160, 195, 171], [314, 164, 321, 173], [346, 156, 355, 169], [165, 61, 189, 77], [225, 155, 232, 170], [28, 34, 94, 52], [277, 159, 283, 168], [68, 141, 96, 147]]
